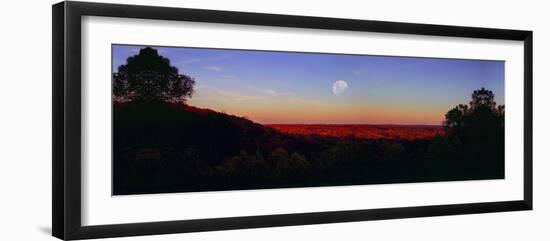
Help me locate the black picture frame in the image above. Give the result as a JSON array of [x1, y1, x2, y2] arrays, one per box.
[[52, 1, 533, 240]]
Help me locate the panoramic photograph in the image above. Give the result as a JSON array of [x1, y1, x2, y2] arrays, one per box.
[[111, 45, 505, 195]]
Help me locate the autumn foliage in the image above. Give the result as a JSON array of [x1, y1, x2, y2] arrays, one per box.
[[268, 124, 444, 140]]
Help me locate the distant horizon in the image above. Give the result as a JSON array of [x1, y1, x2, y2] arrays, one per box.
[[185, 102, 445, 126], [264, 123, 443, 126], [113, 45, 505, 125]]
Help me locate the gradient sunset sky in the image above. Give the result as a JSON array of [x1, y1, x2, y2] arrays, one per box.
[[112, 45, 504, 125]]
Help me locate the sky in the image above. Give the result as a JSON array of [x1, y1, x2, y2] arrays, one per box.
[[112, 45, 505, 125]]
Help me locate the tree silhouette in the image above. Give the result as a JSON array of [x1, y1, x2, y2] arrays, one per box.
[[431, 87, 505, 178], [444, 88, 504, 130], [444, 104, 469, 128], [113, 47, 195, 104], [470, 88, 497, 110]]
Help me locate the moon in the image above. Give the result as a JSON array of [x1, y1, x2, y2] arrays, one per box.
[[332, 80, 349, 96]]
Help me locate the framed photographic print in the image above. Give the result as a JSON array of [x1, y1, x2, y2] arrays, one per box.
[[52, 1, 533, 240]]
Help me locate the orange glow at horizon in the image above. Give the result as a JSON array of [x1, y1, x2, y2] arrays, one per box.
[[188, 93, 448, 125]]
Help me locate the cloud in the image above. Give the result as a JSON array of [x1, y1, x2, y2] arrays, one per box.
[[194, 86, 294, 102], [203, 66, 222, 72], [352, 70, 362, 76], [176, 55, 229, 66], [263, 89, 277, 95], [262, 89, 295, 97], [211, 89, 263, 101]]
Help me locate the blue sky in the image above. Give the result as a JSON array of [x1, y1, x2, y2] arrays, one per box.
[[112, 45, 504, 125]]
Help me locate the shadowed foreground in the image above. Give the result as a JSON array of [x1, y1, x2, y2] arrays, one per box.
[[113, 99, 503, 195]]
